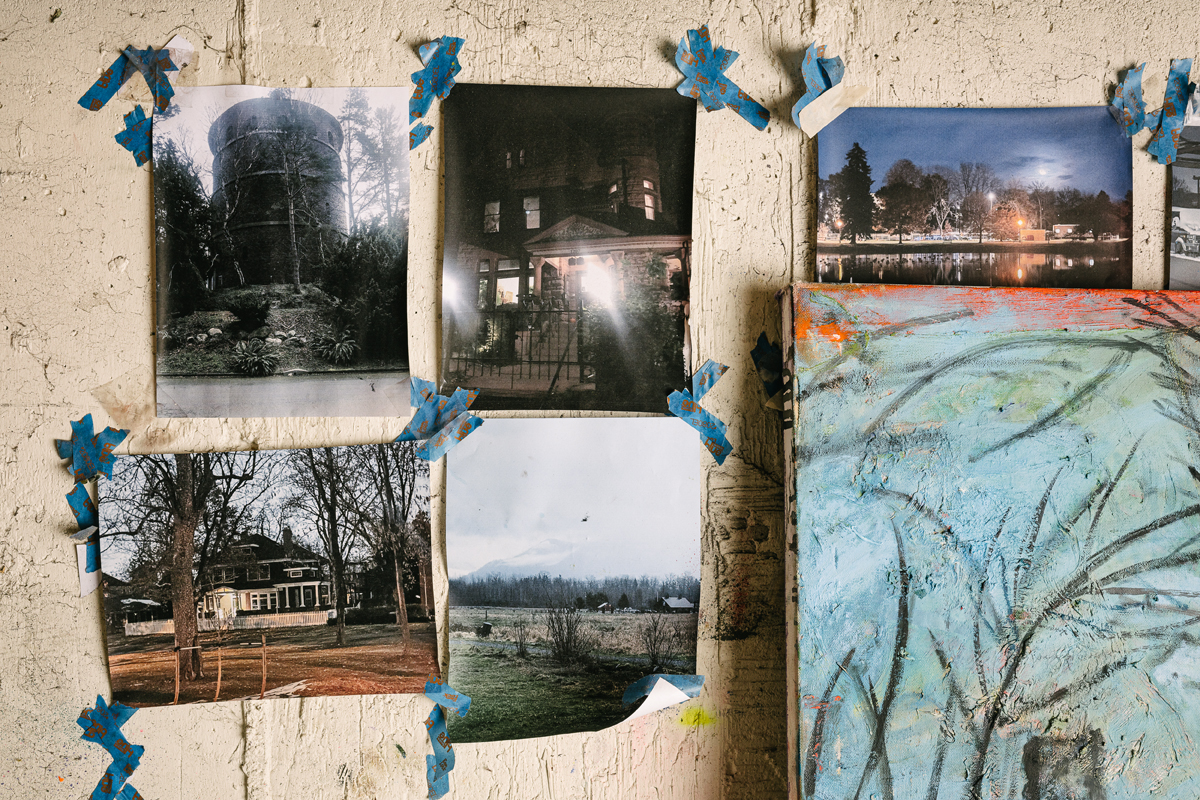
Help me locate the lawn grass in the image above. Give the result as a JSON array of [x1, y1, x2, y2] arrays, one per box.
[[446, 640, 652, 742]]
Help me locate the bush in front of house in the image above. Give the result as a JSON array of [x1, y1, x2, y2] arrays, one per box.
[[221, 289, 273, 331], [313, 328, 360, 365], [232, 339, 279, 376]]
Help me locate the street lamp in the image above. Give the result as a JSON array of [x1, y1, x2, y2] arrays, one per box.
[[835, 219, 844, 238]]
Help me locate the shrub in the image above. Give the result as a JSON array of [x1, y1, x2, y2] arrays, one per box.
[[640, 613, 687, 671], [222, 290, 272, 330], [513, 616, 530, 658], [232, 339, 279, 376], [544, 605, 593, 665], [313, 328, 360, 365]]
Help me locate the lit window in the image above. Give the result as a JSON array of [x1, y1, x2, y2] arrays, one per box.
[[609, 183, 619, 194], [478, 259, 490, 273], [506, 151, 512, 169], [644, 193, 655, 220], [524, 196, 540, 229], [643, 179, 654, 190], [496, 276, 519, 306], [484, 201, 500, 233], [498, 259, 519, 271], [519, 149, 525, 166]]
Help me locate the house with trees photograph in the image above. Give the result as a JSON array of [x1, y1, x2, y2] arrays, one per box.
[[153, 87, 411, 415], [441, 85, 696, 412], [99, 442, 434, 706]]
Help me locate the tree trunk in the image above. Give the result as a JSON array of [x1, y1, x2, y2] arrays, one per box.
[[171, 454, 203, 680], [323, 452, 348, 647], [283, 151, 302, 294], [392, 542, 411, 647]]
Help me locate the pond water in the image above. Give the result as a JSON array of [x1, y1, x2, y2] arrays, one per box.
[[814, 250, 1131, 289]]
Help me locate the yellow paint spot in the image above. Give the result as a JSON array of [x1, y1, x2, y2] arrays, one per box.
[[679, 707, 716, 727]]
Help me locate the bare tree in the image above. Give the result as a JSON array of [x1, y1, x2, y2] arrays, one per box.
[[544, 605, 593, 664]]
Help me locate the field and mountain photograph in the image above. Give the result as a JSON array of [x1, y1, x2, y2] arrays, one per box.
[[153, 86, 411, 417], [98, 442, 433, 706], [817, 107, 1133, 288], [445, 417, 700, 741]]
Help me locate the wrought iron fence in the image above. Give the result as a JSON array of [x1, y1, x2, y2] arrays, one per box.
[[444, 304, 593, 390]]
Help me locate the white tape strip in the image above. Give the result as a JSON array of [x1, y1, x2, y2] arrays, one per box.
[[796, 82, 869, 137]]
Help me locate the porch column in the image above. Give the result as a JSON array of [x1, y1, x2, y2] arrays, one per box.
[[284, 587, 291, 609], [531, 257, 545, 295]]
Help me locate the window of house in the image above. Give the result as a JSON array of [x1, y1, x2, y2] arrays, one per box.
[[478, 259, 491, 273], [643, 179, 655, 190], [609, 183, 619, 194], [213, 567, 236, 584], [495, 276, 520, 307], [523, 196, 540, 229], [477, 278, 490, 309], [250, 564, 270, 581], [498, 258, 519, 271], [644, 193, 656, 220], [519, 149, 526, 166], [287, 568, 305, 578], [506, 151, 512, 168], [484, 201, 500, 233]]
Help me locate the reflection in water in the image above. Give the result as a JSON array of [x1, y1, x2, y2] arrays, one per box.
[[815, 250, 1128, 289]]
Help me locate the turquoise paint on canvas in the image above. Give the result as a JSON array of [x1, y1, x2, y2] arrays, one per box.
[[793, 286, 1200, 800]]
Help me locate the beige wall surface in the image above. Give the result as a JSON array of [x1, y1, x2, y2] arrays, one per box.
[[0, 0, 1190, 797]]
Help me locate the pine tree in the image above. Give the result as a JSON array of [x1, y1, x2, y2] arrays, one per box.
[[835, 143, 874, 244]]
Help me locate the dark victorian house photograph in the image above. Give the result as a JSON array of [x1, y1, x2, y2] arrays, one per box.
[[441, 85, 697, 412]]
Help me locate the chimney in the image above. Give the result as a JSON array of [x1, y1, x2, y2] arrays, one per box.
[[282, 526, 294, 550]]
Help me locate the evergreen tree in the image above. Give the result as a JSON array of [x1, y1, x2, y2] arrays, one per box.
[[834, 143, 874, 244]]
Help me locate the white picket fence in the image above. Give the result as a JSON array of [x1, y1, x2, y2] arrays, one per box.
[[124, 610, 331, 637]]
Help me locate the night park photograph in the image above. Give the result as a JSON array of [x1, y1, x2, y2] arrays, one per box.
[[98, 443, 434, 706], [444, 418, 701, 741], [817, 107, 1133, 288], [440, 84, 696, 413], [153, 86, 412, 418]]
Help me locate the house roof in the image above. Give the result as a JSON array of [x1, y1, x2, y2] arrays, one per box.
[[663, 596, 694, 609], [208, 532, 323, 567]]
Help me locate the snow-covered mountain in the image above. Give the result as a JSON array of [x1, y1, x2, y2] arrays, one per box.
[[460, 537, 668, 581]]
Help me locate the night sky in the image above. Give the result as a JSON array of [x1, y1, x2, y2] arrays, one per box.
[[818, 107, 1133, 197]]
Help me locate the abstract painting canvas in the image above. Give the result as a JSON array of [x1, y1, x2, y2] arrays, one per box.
[[788, 285, 1200, 799]]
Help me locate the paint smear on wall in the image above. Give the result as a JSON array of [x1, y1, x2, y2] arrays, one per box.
[[792, 284, 1200, 800]]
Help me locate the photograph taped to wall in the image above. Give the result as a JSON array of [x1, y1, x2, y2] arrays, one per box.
[[791, 284, 1200, 799], [98, 442, 432, 706], [1168, 95, 1200, 289], [440, 85, 697, 413], [153, 86, 412, 418], [445, 418, 701, 741], [817, 107, 1133, 288]]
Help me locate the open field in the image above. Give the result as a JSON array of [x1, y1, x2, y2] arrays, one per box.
[[108, 622, 436, 706], [448, 606, 697, 662], [446, 641, 656, 742]]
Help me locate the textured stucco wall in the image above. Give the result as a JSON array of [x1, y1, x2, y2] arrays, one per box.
[[0, 0, 1189, 797]]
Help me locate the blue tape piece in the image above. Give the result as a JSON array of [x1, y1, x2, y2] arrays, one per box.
[[68, 483, 98, 529], [78, 695, 143, 800], [396, 379, 482, 461], [410, 36, 464, 123], [1146, 59, 1195, 165], [1111, 63, 1147, 137], [115, 783, 145, 800], [668, 359, 732, 464], [56, 414, 130, 482], [114, 106, 152, 167], [423, 676, 470, 799], [674, 25, 770, 131], [85, 536, 101, 574], [791, 42, 845, 127], [78, 47, 176, 113], [691, 359, 729, 402], [410, 121, 433, 150], [622, 674, 705, 707], [750, 332, 784, 402]]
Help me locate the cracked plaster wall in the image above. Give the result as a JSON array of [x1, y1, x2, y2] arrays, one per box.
[[0, 0, 1189, 797]]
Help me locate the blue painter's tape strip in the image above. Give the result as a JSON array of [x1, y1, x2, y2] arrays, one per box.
[[423, 676, 470, 799], [78, 695, 143, 800], [669, 362, 732, 464], [68, 483, 98, 529], [1146, 59, 1195, 165], [792, 42, 846, 126], [1111, 63, 1148, 137], [78, 52, 141, 111], [417, 411, 482, 461], [395, 379, 482, 461], [115, 783, 144, 800], [410, 36, 464, 123], [622, 674, 705, 707], [57, 414, 129, 482], [78, 47, 177, 113], [85, 537, 101, 574], [692, 358, 730, 402], [674, 25, 770, 131], [114, 106, 152, 167], [410, 121, 433, 150]]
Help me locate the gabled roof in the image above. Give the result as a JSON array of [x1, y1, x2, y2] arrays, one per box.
[[663, 596, 694, 609], [209, 532, 323, 567], [524, 214, 628, 245]]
